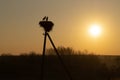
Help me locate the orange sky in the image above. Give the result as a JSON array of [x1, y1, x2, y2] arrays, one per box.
[[0, 0, 120, 55]]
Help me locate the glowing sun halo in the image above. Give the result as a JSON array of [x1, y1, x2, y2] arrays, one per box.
[[89, 24, 102, 37]]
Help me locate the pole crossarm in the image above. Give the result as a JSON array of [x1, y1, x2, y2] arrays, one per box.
[[47, 33, 73, 80]]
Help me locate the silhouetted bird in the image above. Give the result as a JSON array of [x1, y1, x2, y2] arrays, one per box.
[[42, 16, 46, 21], [46, 17, 48, 21]]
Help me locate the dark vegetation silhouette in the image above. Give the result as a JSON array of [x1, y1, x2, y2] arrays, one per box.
[[0, 46, 120, 80]]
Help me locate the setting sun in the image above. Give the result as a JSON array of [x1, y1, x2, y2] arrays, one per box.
[[88, 24, 102, 37]]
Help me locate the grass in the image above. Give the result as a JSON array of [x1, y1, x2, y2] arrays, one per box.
[[0, 47, 120, 80]]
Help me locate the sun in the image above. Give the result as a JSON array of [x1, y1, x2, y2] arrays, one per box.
[[88, 24, 102, 37]]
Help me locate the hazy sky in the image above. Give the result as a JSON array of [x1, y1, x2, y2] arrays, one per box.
[[0, 0, 120, 55]]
